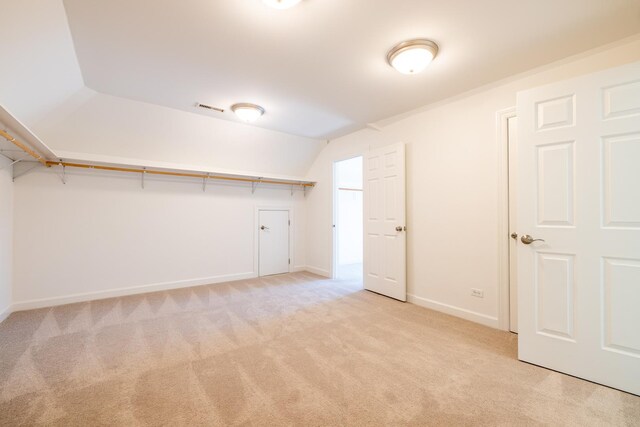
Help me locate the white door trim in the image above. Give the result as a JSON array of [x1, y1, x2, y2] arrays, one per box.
[[254, 206, 294, 277], [331, 155, 364, 279], [497, 107, 517, 331]]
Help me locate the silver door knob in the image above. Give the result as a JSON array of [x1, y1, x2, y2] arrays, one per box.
[[261, 225, 269, 230], [521, 234, 545, 245], [396, 226, 403, 232]]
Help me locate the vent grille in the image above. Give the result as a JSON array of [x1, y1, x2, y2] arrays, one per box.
[[196, 103, 224, 113]]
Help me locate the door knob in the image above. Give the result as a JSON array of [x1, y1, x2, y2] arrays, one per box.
[[521, 234, 545, 245], [396, 226, 403, 232], [261, 225, 269, 230], [510, 232, 518, 240]]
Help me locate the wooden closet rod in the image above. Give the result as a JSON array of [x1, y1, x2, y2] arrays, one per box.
[[46, 161, 315, 187], [1, 128, 314, 187], [0, 129, 48, 166]]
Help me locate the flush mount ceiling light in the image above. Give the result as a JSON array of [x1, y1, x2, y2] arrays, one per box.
[[387, 39, 439, 75], [231, 103, 265, 122], [262, 0, 302, 9]]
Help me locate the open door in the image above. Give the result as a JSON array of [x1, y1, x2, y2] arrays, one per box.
[[516, 61, 640, 395], [363, 143, 406, 301]]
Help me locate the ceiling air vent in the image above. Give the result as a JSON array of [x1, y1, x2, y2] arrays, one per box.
[[196, 103, 224, 113]]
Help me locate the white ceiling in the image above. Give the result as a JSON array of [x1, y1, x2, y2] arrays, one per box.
[[62, 0, 640, 139]]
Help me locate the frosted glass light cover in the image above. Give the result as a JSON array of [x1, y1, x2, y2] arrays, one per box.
[[232, 104, 265, 122], [391, 47, 434, 74], [387, 40, 439, 75]]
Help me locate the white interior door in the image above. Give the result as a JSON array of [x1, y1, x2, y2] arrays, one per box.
[[259, 210, 289, 276], [517, 61, 640, 395], [364, 143, 406, 301]]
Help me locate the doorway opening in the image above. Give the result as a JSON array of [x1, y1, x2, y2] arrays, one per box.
[[333, 156, 363, 283]]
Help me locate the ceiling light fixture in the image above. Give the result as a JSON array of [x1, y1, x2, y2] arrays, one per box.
[[262, 0, 302, 9], [231, 103, 265, 122], [387, 39, 439, 75]]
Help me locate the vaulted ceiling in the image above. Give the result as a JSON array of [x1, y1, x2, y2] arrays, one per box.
[[62, 0, 640, 139]]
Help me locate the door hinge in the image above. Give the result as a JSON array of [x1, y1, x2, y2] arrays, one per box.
[[288, 220, 290, 226], [288, 258, 291, 265]]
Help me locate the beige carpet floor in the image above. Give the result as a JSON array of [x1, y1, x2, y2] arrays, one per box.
[[0, 272, 638, 426]]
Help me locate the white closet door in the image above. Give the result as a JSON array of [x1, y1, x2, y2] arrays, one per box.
[[364, 143, 407, 301], [259, 210, 289, 276], [517, 61, 640, 395]]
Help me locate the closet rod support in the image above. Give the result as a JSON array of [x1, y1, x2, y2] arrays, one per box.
[[252, 178, 262, 194], [1, 159, 21, 171]]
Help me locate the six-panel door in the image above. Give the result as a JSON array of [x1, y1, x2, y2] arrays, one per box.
[[364, 143, 407, 301], [517, 61, 640, 395]]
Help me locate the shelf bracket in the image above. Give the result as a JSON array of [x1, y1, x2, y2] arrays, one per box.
[[203, 173, 209, 192], [12, 162, 40, 181], [1, 158, 21, 171], [252, 178, 262, 194], [58, 162, 66, 185]]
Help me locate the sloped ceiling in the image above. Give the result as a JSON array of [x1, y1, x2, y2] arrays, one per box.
[[62, 0, 640, 139], [38, 89, 325, 178], [0, 0, 325, 178], [0, 0, 84, 126], [2, 0, 639, 176]]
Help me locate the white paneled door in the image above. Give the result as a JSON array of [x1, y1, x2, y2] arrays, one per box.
[[517, 61, 640, 395], [259, 210, 290, 277], [364, 143, 407, 301]]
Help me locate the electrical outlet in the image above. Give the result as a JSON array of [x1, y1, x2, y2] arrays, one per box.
[[471, 288, 484, 298]]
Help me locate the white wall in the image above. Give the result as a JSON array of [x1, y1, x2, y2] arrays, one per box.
[[306, 36, 640, 328], [0, 157, 13, 321], [12, 168, 307, 309]]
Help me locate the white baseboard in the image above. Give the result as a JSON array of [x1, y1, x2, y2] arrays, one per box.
[[11, 272, 257, 312], [303, 265, 331, 278], [292, 265, 307, 273], [407, 293, 499, 329], [0, 304, 12, 323]]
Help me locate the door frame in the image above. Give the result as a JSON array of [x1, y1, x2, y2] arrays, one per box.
[[254, 206, 294, 277], [331, 155, 364, 280], [497, 107, 517, 332]]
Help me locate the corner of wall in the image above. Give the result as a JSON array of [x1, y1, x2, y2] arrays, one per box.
[[0, 157, 13, 323], [303, 266, 331, 278], [0, 305, 11, 324]]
